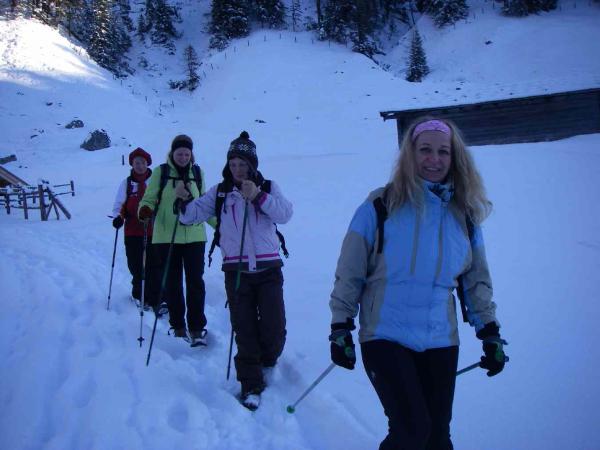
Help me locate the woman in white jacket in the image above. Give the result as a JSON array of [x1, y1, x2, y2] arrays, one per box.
[[175, 132, 293, 411]]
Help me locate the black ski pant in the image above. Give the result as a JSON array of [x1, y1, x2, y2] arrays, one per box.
[[124, 235, 160, 308], [361, 340, 459, 450], [154, 241, 207, 333], [224, 267, 286, 395]]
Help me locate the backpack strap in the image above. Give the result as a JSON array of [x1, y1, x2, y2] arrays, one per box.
[[156, 163, 202, 208], [156, 163, 170, 208], [208, 181, 230, 267], [191, 164, 203, 195], [125, 175, 133, 198], [372, 187, 389, 254], [456, 215, 475, 323], [275, 227, 289, 258]]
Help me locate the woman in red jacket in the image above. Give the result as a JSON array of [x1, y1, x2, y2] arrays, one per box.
[[111, 147, 162, 312]]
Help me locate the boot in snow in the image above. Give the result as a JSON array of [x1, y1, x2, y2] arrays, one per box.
[[189, 329, 208, 347], [241, 393, 261, 411], [171, 328, 190, 343], [157, 302, 169, 317]]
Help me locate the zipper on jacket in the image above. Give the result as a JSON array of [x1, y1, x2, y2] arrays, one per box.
[[434, 204, 447, 281], [410, 210, 421, 276]]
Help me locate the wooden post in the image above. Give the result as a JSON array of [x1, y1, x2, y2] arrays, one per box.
[[38, 184, 47, 221], [49, 189, 71, 219], [51, 200, 60, 220], [22, 189, 28, 220], [70, 180, 75, 196], [3, 191, 10, 215]]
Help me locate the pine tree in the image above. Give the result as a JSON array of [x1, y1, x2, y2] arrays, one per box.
[[139, 0, 179, 49], [351, 0, 379, 57], [321, 0, 355, 44], [183, 44, 200, 91], [525, 0, 557, 13], [55, 0, 90, 40], [406, 27, 429, 82], [150, 0, 179, 49], [209, 0, 250, 50], [137, 13, 148, 40], [117, 0, 134, 32], [88, 0, 113, 68], [290, 0, 302, 32], [321, 0, 380, 58], [432, 0, 468, 28], [72, 1, 95, 44], [502, 0, 528, 16], [88, 0, 131, 76], [253, 0, 286, 29], [380, 0, 409, 26]]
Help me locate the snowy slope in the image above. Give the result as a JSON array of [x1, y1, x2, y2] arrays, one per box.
[[1, 3, 600, 449], [381, 0, 600, 106]]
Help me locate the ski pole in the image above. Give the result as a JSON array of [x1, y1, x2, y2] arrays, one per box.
[[106, 227, 119, 311], [456, 355, 509, 376], [456, 362, 480, 376], [137, 220, 149, 347], [227, 200, 249, 380], [286, 355, 511, 414], [286, 362, 336, 414], [146, 209, 180, 366]]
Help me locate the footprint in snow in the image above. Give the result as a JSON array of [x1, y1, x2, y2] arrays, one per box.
[[167, 402, 190, 433], [73, 373, 97, 408]]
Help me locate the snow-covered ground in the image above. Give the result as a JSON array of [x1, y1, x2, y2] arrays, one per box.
[[1, 2, 600, 449]]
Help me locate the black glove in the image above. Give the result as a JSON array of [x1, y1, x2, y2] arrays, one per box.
[[329, 318, 356, 370], [477, 322, 508, 377], [173, 197, 193, 215], [112, 216, 124, 229]]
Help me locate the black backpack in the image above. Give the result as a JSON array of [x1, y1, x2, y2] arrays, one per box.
[[372, 188, 473, 323], [207, 179, 289, 267], [155, 163, 203, 208]]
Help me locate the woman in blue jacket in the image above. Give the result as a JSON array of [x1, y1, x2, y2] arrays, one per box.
[[328, 117, 508, 450]]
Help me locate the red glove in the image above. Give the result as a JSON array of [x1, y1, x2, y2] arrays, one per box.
[[138, 206, 153, 221]]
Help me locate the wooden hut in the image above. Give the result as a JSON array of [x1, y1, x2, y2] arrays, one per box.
[[380, 88, 600, 146]]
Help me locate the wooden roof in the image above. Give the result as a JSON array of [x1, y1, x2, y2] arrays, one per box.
[[380, 88, 600, 146]]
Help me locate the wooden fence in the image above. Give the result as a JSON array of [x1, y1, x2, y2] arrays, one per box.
[[0, 180, 74, 220], [380, 88, 600, 146]]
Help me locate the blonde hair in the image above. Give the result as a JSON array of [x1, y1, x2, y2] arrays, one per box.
[[386, 116, 492, 224]]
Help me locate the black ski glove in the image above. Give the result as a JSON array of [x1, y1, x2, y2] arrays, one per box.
[[477, 322, 508, 377], [112, 216, 124, 229], [173, 197, 194, 215], [329, 318, 356, 370]]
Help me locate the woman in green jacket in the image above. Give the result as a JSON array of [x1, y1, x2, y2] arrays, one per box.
[[138, 134, 212, 346]]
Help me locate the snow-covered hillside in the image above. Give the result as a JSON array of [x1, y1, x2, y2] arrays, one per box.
[[1, 2, 600, 449]]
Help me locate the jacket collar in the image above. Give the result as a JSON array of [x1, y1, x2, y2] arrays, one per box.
[[421, 179, 454, 203]]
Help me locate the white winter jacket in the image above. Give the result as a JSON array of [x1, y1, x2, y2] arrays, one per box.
[[179, 180, 293, 272]]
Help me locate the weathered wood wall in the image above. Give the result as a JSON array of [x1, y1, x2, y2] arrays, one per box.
[[380, 88, 600, 146]]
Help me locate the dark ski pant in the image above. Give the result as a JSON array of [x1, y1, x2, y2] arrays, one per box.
[[154, 241, 207, 333], [124, 235, 160, 308], [224, 267, 286, 395], [361, 340, 459, 450]]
